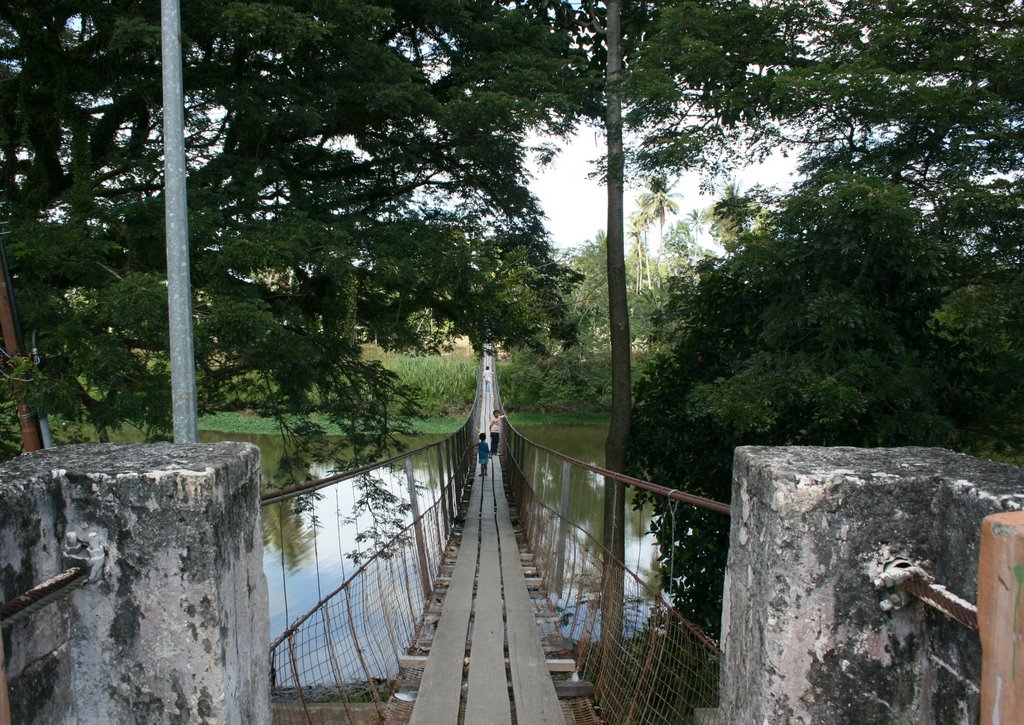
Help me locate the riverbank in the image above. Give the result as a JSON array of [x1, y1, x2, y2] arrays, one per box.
[[199, 410, 610, 436]]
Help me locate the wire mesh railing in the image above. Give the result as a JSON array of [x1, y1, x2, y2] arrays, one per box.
[[500, 424, 727, 724], [264, 381, 480, 723], [266, 357, 729, 724]]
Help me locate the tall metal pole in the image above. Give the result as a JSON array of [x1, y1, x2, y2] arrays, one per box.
[[161, 0, 198, 442]]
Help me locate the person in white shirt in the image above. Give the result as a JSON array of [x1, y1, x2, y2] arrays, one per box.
[[489, 410, 506, 456]]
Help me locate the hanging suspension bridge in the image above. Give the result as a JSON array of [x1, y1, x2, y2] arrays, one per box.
[[2, 356, 1016, 723], [262, 353, 729, 724]]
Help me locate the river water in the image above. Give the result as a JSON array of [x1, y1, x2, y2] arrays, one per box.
[[209, 424, 660, 640]]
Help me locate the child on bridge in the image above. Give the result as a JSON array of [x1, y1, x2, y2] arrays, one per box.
[[477, 432, 489, 476]]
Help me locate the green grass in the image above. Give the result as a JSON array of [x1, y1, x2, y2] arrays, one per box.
[[409, 416, 465, 434], [196, 410, 607, 438], [198, 411, 466, 436], [197, 348, 477, 437], [506, 411, 610, 427], [47, 348, 603, 443], [198, 412, 286, 435], [383, 353, 476, 416]]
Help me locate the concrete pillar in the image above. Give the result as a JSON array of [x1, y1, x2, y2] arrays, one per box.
[[0, 443, 270, 724], [720, 446, 1024, 724]]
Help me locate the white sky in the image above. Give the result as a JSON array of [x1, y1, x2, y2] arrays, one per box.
[[528, 126, 801, 252]]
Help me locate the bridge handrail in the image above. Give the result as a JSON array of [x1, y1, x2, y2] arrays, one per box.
[[498, 414, 723, 721], [514, 437, 731, 516], [522, 465, 723, 654], [259, 438, 471, 507], [261, 360, 482, 507], [489, 364, 729, 516]]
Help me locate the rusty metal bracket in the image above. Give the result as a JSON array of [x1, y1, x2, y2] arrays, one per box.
[[62, 530, 108, 583], [871, 555, 978, 631]]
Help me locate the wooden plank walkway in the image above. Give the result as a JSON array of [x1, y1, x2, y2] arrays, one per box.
[[410, 388, 563, 725]]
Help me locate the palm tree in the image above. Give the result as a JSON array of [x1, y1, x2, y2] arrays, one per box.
[[638, 175, 680, 282], [686, 207, 712, 247], [627, 212, 650, 293]]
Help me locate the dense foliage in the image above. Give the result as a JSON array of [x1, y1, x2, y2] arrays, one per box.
[[627, 0, 1024, 638], [0, 1, 586, 462], [500, 207, 711, 412], [2, 1, 1021, 642]]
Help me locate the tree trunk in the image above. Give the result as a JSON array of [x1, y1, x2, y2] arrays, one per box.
[[601, 0, 628, 695], [605, 0, 630, 496]]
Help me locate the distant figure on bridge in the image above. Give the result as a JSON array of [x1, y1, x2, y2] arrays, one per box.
[[489, 410, 506, 456], [483, 365, 493, 393], [477, 433, 489, 476]]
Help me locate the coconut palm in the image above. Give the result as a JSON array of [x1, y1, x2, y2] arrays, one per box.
[[709, 181, 757, 252], [638, 175, 681, 282], [686, 207, 712, 247], [628, 211, 654, 293]]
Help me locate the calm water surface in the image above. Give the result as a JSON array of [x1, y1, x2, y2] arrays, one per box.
[[211, 424, 659, 639], [514, 424, 661, 596]]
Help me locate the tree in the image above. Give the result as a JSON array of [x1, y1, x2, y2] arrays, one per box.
[[637, 174, 680, 280], [0, 0, 584, 462], [661, 216, 712, 280], [627, 211, 651, 293], [628, 0, 1024, 637], [625, 0, 809, 175], [598, 0, 631, 692]]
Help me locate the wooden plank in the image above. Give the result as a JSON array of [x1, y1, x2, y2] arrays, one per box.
[[554, 680, 595, 699], [409, 472, 483, 725], [411, 392, 565, 724], [1, 632, 10, 725], [400, 655, 576, 673], [540, 659, 576, 673], [465, 473, 512, 724], [493, 462, 565, 724], [978, 512, 1024, 724]]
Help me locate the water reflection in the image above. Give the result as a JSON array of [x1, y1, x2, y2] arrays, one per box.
[[512, 424, 662, 596], [262, 499, 314, 571], [203, 425, 662, 639], [259, 446, 446, 638]]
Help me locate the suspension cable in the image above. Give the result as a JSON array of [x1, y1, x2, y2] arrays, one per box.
[[515, 438, 731, 516], [1, 567, 89, 629]]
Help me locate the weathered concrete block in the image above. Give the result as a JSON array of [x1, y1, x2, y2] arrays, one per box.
[[720, 446, 1024, 725], [0, 443, 270, 724]]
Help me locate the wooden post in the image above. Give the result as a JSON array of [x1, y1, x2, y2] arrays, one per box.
[[0, 244, 42, 453], [435, 445, 449, 536], [554, 460, 572, 596], [458, 429, 468, 502], [1, 631, 11, 725], [441, 440, 453, 527], [532, 447, 541, 498], [978, 511, 1024, 724], [405, 456, 432, 599]]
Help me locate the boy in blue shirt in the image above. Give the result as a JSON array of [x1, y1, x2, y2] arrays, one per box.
[[477, 432, 489, 476]]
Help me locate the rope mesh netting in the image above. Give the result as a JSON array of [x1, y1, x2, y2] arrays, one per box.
[[504, 428, 723, 724], [266, 424, 476, 724], [267, 366, 725, 724]]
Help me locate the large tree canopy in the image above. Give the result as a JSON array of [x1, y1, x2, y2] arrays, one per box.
[[627, 0, 1024, 637], [0, 0, 585, 455]]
